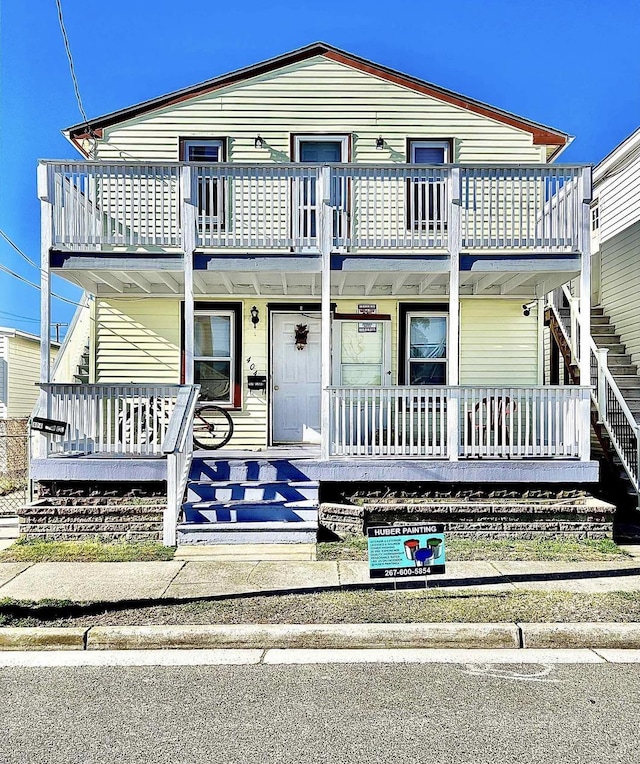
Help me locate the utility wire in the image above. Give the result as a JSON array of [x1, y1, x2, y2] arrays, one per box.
[[0, 228, 40, 271], [0, 262, 85, 307], [55, 0, 97, 152]]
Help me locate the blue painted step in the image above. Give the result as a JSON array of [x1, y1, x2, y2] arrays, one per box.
[[186, 480, 319, 503]]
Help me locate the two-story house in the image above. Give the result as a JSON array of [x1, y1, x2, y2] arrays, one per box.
[[31, 43, 598, 550]]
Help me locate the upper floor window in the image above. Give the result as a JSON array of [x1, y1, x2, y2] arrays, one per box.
[[591, 204, 600, 231], [407, 139, 451, 231], [181, 138, 225, 163], [180, 139, 227, 230]]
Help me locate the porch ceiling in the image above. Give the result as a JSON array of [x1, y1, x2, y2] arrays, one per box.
[[52, 266, 580, 298]]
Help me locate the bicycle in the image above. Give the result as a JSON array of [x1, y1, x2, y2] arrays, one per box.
[[192, 404, 234, 450]]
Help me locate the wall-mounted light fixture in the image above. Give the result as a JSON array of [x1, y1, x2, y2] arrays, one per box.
[[250, 305, 260, 326], [254, 135, 265, 149], [375, 136, 384, 150]]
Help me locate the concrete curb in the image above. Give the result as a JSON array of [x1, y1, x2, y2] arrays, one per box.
[[519, 622, 640, 649], [2, 623, 640, 651], [86, 623, 519, 651], [0, 627, 88, 651]]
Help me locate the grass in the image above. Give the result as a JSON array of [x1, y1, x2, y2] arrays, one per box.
[[2, 589, 640, 627], [0, 538, 175, 563], [317, 536, 630, 562]]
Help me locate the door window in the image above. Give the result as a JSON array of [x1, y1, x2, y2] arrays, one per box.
[[182, 139, 225, 230], [407, 140, 450, 231], [334, 320, 390, 386], [406, 314, 447, 385]]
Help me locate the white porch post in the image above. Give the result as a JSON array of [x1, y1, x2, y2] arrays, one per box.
[[181, 166, 196, 385], [319, 166, 332, 460], [37, 163, 53, 425], [578, 166, 593, 461], [447, 167, 461, 461]]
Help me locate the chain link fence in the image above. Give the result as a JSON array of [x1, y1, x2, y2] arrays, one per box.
[[0, 418, 30, 514]]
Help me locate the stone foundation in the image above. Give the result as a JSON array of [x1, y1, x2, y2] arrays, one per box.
[[320, 496, 615, 540], [20, 496, 165, 542]]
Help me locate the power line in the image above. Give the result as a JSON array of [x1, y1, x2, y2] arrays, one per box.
[[0, 228, 40, 271], [0, 311, 41, 323], [54, 0, 97, 152], [0, 262, 85, 307]]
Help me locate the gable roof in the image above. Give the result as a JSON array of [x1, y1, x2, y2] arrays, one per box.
[[65, 42, 571, 159]]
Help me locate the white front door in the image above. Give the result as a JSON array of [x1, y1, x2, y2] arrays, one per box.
[[271, 312, 321, 443]]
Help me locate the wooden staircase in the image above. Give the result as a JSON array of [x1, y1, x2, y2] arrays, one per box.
[[547, 302, 640, 530]]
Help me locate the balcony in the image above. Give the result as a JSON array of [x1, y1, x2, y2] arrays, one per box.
[[40, 162, 590, 256]]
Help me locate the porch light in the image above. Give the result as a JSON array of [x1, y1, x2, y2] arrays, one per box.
[[250, 305, 260, 326], [254, 135, 265, 149], [375, 136, 384, 150]]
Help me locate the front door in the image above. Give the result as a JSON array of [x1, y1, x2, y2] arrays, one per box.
[[271, 312, 321, 443]]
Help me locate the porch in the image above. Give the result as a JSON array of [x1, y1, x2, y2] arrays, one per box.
[[30, 382, 594, 477]]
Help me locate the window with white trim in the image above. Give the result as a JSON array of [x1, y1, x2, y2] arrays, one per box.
[[194, 311, 235, 404], [182, 139, 225, 230], [333, 320, 391, 386], [406, 313, 448, 385], [407, 140, 450, 231]]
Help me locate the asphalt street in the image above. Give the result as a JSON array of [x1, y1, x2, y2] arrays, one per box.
[[0, 662, 638, 763]]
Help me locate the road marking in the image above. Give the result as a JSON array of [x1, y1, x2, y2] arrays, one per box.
[[0, 650, 264, 667]]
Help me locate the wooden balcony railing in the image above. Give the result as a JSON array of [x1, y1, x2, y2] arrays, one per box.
[[41, 162, 590, 254], [329, 385, 591, 459]]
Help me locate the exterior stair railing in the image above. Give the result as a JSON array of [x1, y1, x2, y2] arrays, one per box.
[[548, 286, 640, 500], [162, 384, 200, 546]]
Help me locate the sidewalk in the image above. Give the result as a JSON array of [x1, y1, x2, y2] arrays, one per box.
[[1, 556, 640, 603]]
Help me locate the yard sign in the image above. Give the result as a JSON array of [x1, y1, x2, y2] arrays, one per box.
[[367, 524, 446, 578]]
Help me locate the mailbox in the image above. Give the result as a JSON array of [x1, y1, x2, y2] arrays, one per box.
[[247, 375, 267, 391]]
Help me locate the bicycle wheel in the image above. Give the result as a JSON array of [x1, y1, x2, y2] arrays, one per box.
[[193, 405, 234, 450]]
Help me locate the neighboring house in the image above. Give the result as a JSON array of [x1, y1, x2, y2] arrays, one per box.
[[0, 327, 57, 420], [32, 43, 598, 547], [574, 129, 640, 501]]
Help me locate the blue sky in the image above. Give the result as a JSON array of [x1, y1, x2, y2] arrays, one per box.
[[1, 0, 639, 336]]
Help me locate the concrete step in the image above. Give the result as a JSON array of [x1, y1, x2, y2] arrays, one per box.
[[176, 521, 318, 546], [591, 306, 605, 316], [186, 480, 319, 503], [593, 341, 626, 353], [174, 543, 317, 561], [605, 354, 634, 367], [591, 315, 612, 325]]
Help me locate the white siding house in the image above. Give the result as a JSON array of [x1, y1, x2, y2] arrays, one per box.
[[31, 43, 598, 545], [0, 328, 58, 420]]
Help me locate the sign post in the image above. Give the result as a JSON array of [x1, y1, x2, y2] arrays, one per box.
[[367, 523, 446, 584]]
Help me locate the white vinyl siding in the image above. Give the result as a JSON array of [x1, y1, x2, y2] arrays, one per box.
[[459, 299, 538, 385], [94, 57, 546, 165], [598, 220, 640, 368], [5, 335, 55, 419], [594, 151, 640, 244], [0, 336, 7, 418], [94, 299, 181, 383]]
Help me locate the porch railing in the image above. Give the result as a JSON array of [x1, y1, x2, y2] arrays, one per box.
[[42, 161, 588, 254], [38, 384, 183, 456], [329, 385, 590, 459]]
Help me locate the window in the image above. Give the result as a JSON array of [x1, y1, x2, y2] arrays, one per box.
[[407, 139, 450, 231], [181, 138, 226, 230], [293, 135, 349, 241], [591, 204, 600, 231], [194, 311, 235, 405], [333, 320, 391, 386], [406, 313, 447, 385]]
